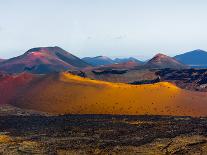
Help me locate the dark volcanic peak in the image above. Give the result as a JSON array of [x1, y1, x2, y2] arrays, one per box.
[[145, 53, 187, 69], [174, 49, 207, 68], [0, 46, 90, 74]]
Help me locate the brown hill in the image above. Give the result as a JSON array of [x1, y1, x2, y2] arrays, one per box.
[[10, 72, 207, 116], [0, 47, 90, 74], [144, 53, 188, 69]]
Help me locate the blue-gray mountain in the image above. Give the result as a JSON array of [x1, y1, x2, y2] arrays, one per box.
[[174, 49, 207, 68]]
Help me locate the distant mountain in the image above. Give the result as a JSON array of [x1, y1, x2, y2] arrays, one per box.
[[174, 49, 207, 68], [0, 46, 90, 74], [82, 56, 114, 66], [144, 53, 187, 69], [114, 57, 143, 64]]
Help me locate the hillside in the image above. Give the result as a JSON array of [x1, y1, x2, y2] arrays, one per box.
[[0, 47, 90, 74], [11, 72, 207, 116], [0, 73, 38, 104]]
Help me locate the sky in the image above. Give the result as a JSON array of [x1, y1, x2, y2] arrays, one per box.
[[0, 0, 207, 60]]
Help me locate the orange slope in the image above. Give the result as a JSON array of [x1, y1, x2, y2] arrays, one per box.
[[11, 72, 207, 116]]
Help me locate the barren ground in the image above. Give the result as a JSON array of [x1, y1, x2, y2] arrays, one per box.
[[0, 114, 207, 154]]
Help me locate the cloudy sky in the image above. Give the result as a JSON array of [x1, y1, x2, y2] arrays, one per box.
[[0, 0, 207, 60]]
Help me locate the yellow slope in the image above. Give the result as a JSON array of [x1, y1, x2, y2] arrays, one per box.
[[12, 72, 207, 116]]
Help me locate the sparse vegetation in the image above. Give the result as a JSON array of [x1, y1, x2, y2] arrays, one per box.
[[0, 115, 206, 154]]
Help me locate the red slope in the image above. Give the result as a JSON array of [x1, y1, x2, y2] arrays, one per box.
[[0, 73, 38, 104]]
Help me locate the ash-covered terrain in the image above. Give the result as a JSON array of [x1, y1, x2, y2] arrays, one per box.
[[0, 114, 207, 154]]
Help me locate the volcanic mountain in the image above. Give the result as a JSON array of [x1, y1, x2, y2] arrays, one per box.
[[82, 56, 114, 66], [144, 53, 187, 69], [9, 72, 207, 116], [174, 49, 207, 68], [0, 47, 90, 74]]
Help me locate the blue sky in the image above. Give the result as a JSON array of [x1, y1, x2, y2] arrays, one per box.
[[0, 0, 207, 60]]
